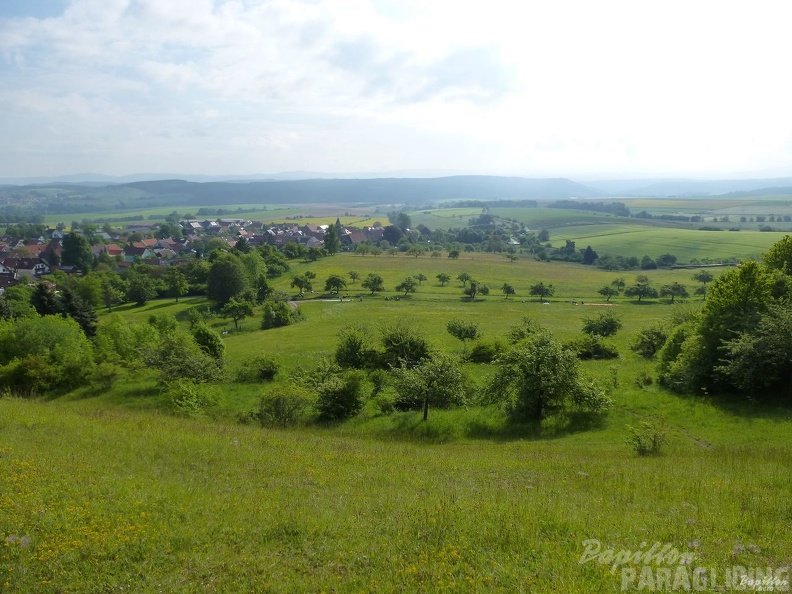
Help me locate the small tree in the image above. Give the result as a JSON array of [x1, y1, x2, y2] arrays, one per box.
[[315, 371, 366, 421], [457, 272, 472, 287], [348, 271, 360, 284], [395, 276, 419, 296], [624, 275, 658, 303], [582, 311, 623, 337], [692, 270, 714, 300], [436, 273, 451, 286], [335, 326, 375, 369], [414, 273, 427, 285], [448, 250, 460, 259], [221, 297, 254, 330], [407, 245, 425, 258], [362, 273, 384, 295], [597, 285, 619, 302], [660, 282, 689, 303], [164, 267, 188, 303], [529, 282, 555, 303], [501, 283, 516, 298], [380, 320, 430, 368], [392, 354, 468, 420], [446, 318, 480, 352], [290, 274, 313, 296], [324, 274, 347, 294]]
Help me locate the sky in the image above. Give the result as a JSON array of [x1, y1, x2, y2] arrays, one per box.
[[1, 0, 791, 180]]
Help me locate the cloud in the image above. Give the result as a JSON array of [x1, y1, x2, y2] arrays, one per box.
[[0, 0, 791, 177]]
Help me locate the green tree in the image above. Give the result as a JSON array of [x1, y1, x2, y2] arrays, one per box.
[[597, 285, 619, 302], [529, 282, 555, 303], [192, 324, 226, 362], [392, 353, 468, 420], [126, 267, 159, 306], [323, 223, 341, 254], [207, 253, 249, 307], [457, 272, 471, 288], [624, 275, 658, 302], [446, 318, 480, 352], [315, 371, 366, 421], [362, 273, 384, 295], [484, 331, 611, 421], [763, 234, 792, 272], [448, 249, 460, 259], [407, 245, 425, 258], [291, 274, 313, 297], [324, 274, 347, 294], [61, 232, 93, 272], [380, 320, 430, 368], [501, 283, 516, 298], [692, 270, 714, 299], [414, 273, 427, 285], [660, 282, 689, 303], [395, 276, 418, 296], [164, 267, 189, 302], [582, 311, 622, 337], [221, 297, 254, 330], [436, 273, 451, 286], [335, 326, 375, 369], [348, 271, 360, 284]]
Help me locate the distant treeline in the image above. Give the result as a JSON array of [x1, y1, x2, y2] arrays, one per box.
[[549, 200, 631, 217]]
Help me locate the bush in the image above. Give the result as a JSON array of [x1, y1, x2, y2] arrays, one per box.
[[315, 371, 366, 421], [237, 355, 280, 382], [391, 353, 469, 419], [335, 326, 377, 369], [380, 320, 431, 368], [630, 323, 668, 358], [91, 362, 126, 390], [192, 324, 225, 363], [466, 339, 506, 363], [507, 317, 541, 343], [256, 384, 312, 427], [627, 420, 669, 456], [566, 334, 619, 360], [0, 355, 62, 397], [262, 299, 298, 329], [165, 378, 219, 418], [582, 311, 622, 337]]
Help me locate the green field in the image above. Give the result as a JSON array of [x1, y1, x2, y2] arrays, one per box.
[[2, 248, 792, 592]]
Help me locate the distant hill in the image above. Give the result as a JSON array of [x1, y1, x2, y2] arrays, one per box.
[[0, 176, 598, 216], [587, 177, 792, 197]]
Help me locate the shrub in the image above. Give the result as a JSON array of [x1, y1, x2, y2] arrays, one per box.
[[315, 371, 366, 421], [581, 311, 622, 337], [630, 323, 668, 358], [237, 355, 280, 382], [380, 320, 431, 368], [507, 317, 541, 343], [262, 299, 298, 329], [256, 384, 312, 428], [0, 355, 61, 397], [92, 362, 126, 390], [392, 353, 469, 419], [627, 420, 669, 456], [467, 339, 506, 363], [192, 324, 225, 363], [165, 378, 219, 418], [566, 334, 619, 360], [335, 326, 376, 369]]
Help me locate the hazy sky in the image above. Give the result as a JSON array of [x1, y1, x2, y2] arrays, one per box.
[[1, 0, 791, 179]]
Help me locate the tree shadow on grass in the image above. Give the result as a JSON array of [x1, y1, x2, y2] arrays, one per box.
[[673, 390, 792, 422]]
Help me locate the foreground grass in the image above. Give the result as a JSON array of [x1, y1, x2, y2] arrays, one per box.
[[2, 398, 791, 593]]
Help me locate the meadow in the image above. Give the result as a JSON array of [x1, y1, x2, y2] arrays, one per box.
[[3, 237, 792, 592]]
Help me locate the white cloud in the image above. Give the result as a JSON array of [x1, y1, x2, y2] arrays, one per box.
[[0, 0, 791, 177]]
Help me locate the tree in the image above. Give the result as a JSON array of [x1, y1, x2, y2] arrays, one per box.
[[60, 287, 98, 337], [692, 270, 714, 300], [335, 326, 375, 369], [660, 282, 689, 303], [436, 273, 451, 286], [323, 223, 341, 254], [612, 277, 626, 292], [126, 267, 159, 306], [407, 245, 425, 258], [61, 232, 93, 272], [597, 286, 619, 302], [501, 283, 516, 298], [315, 371, 366, 421], [414, 273, 427, 285], [324, 274, 347, 294], [446, 318, 480, 352], [362, 273, 384, 295], [395, 276, 418, 296], [483, 331, 611, 421], [290, 274, 313, 297], [529, 282, 555, 303], [221, 298, 254, 330], [448, 250, 460, 259], [763, 234, 792, 272], [192, 324, 225, 362], [582, 311, 622, 337], [164, 267, 188, 303], [464, 280, 480, 300], [380, 320, 430, 368], [656, 254, 677, 267], [640, 256, 657, 270], [348, 271, 360, 284], [395, 212, 412, 231], [262, 299, 298, 329], [457, 272, 472, 288], [207, 253, 249, 307], [582, 245, 598, 265], [624, 275, 658, 302], [31, 281, 61, 316], [392, 354, 468, 420], [100, 272, 127, 312]]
